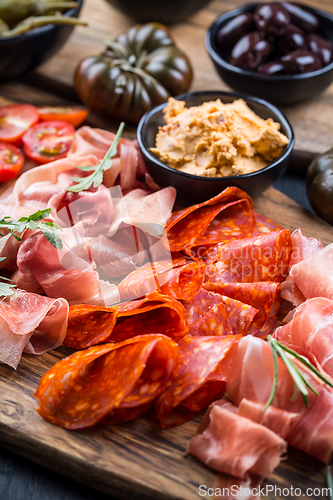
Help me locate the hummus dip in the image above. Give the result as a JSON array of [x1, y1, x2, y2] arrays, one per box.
[[150, 98, 289, 177]]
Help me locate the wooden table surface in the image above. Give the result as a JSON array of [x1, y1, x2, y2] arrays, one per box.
[[1, 1, 333, 499]]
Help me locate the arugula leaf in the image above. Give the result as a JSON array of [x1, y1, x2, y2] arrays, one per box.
[[66, 122, 125, 193], [263, 336, 333, 411], [0, 208, 63, 250]]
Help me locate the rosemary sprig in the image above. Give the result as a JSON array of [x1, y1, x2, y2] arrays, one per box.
[[327, 465, 333, 500], [263, 336, 333, 411], [66, 122, 125, 193], [0, 208, 63, 250]]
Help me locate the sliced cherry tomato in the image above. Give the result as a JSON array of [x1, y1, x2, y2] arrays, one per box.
[[22, 121, 75, 164], [0, 143, 24, 182], [0, 104, 39, 143], [38, 106, 88, 128]]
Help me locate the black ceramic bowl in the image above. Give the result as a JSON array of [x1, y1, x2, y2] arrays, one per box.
[[0, 0, 84, 80], [137, 91, 294, 205], [104, 0, 211, 25], [205, 3, 333, 106]]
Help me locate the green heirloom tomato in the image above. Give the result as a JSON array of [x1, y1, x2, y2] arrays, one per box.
[[74, 22, 193, 124], [307, 147, 333, 225]]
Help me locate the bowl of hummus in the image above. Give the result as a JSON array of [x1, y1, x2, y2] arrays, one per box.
[[137, 90, 294, 205]]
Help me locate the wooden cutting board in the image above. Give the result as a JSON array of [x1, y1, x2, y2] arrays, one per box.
[[0, 187, 332, 500]]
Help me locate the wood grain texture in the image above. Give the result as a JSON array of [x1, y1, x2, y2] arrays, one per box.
[[0, 187, 331, 500]]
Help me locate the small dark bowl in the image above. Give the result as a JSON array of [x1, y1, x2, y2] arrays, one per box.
[[104, 0, 211, 25], [0, 0, 84, 81], [137, 90, 294, 205], [205, 3, 333, 106]]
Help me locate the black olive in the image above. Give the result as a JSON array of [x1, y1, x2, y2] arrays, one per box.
[[258, 60, 287, 75], [229, 32, 271, 70], [254, 3, 290, 37], [282, 2, 320, 33], [281, 49, 322, 74], [276, 24, 307, 56], [216, 13, 255, 51], [308, 33, 333, 65]]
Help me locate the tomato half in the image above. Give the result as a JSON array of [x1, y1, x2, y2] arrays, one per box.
[[22, 121, 75, 164], [38, 106, 88, 128], [0, 104, 39, 144], [0, 143, 24, 182]]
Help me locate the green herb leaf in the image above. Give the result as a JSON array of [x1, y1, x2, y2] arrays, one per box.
[[0, 208, 63, 250], [0, 279, 16, 297], [66, 122, 125, 193], [263, 336, 333, 411]]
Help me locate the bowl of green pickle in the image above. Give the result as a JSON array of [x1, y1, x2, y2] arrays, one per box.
[[0, 0, 85, 80]]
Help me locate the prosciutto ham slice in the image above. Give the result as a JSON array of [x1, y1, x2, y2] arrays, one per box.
[[280, 229, 323, 305], [226, 336, 333, 463], [187, 403, 286, 478], [273, 297, 333, 377], [0, 290, 68, 369]]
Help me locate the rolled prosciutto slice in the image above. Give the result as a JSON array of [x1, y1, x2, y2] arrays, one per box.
[[187, 404, 286, 478], [0, 290, 68, 369]]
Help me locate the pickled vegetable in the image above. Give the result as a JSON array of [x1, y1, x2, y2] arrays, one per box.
[[216, 13, 254, 51], [230, 32, 271, 70]]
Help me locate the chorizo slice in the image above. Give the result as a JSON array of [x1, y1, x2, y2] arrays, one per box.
[[164, 187, 255, 256], [36, 334, 179, 430], [64, 292, 188, 349], [155, 335, 238, 428]]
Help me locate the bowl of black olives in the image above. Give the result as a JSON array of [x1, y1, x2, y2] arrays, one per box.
[[205, 2, 333, 106]]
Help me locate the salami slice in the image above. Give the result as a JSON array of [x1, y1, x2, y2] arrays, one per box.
[[183, 289, 233, 337], [118, 255, 205, 302], [35, 334, 179, 430], [155, 335, 238, 428], [205, 229, 291, 283], [252, 212, 283, 236], [204, 282, 280, 338], [164, 187, 255, 257], [219, 295, 258, 337], [64, 292, 188, 349]]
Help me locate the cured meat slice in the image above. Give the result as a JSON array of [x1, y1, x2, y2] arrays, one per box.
[[183, 289, 233, 337], [4, 154, 100, 209], [68, 126, 143, 191], [0, 290, 68, 369], [118, 256, 205, 302], [289, 242, 333, 301], [252, 213, 283, 236], [204, 282, 280, 338], [155, 335, 238, 428], [35, 334, 179, 430], [288, 229, 323, 268], [281, 229, 323, 305], [164, 187, 254, 256], [204, 229, 291, 283], [64, 292, 188, 349], [50, 184, 114, 237], [226, 336, 333, 463], [237, 399, 298, 439], [187, 404, 286, 478], [273, 297, 333, 377], [219, 295, 258, 337], [16, 229, 117, 306]]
